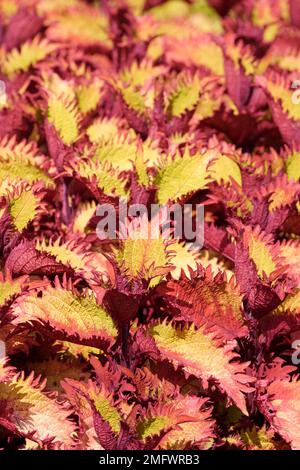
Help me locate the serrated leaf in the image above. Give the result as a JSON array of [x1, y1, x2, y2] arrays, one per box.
[[286, 151, 300, 181], [72, 201, 97, 233], [148, 322, 255, 415], [137, 396, 215, 449], [155, 150, 213, 204], [167, 75, 201, 117], [265, 372, 300, 450], [9, 187, 41, 231], [76, 82, 102, 114], [12, 283, 118, 349], [0, 277, 25, 307], [244, 227, 277, 278], [48, 96, 80, 145], [2, 36, 57, 77], [115, 218, 170, 284], [0, 372, 76, 447], [158, 268, 247, 340]]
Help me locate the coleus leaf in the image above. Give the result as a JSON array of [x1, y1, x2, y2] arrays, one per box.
[[156, 265, 248, 340], [114, 217, 172, 285], [228, 425, 278, 450], [1, 35, 57, 77], [87, 117, 127, 145], [137, 396, 215, 450], [12, 279, 118, 349], [7, 183, 44, 232], [233, 225, 289, 316], [279, 240, 300, 286], [61, 378, 123, 450], [259, 362, 300, 450], [45, 6, 111, 47], [257, 74, 300, 146], [3, 6, 43, 51], [0, 275, 26, 308], [76, 80, 103, 115], [72, 201, 97, 234], [0, 136, 52, 187], [47, 94, 81, 146], [147, 321, 255, 415], [165, 72, 201, 117], [0, 368, 76, 448], [70, 160, 128, 198], [155, 149, 214, 204], [5, 241, 69, 276], [35, 238, 115, 285]]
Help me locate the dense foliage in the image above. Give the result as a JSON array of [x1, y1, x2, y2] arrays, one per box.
[[0, 0, 300, 451]]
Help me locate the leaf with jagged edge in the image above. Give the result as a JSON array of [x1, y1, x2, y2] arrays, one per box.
[[76, 81, 103, 115], [48, 94, 80, 146], [0, 137, 53, 187], [35, 238, 114, 285], [27, 357, 91, 397], [120, 84, 147, 114], [261, 364, 300, 450], [134, 149, 151, 187], [0, 158, 52, 187], [265, 79, 300, 121], [0, 276, 26, 308], [41, 71, 76, 102], [72, 201, 97, 234], [258, 44, 300, 74], [226, 42, 256, 76], [54, 340, 103, 361], [286, 151, 300, 181], [0, 369, 76, 448], [0, 136, 39, 162], [137, 396, 215, 450], [93, 136, 137, 172], [270, 289, 300, 317], [168, 241, 199, 280], [157, 266, 247, 340], [72, 160, 128, 198], [155, 149, 214, 204], [8, 184, 43, 231], [12, 280, 118, 349], [194, 92, 222, 120], [279, 240, 300, 286], [199, 249, 234, 277], [228, 425, 277, 450], [87, 117, 130, 144], [242, 226, 278, 279], [46, 7, 111, 47], [165, 36, 224, 74], [1, 36, 57, 77], [262, 176, 300, 213], [0, 323, 38, 357], [121, 60, 165, 89], [209, 154, 242, 186], [148, 322, 255, 415], [166, 73, 201, 117], [62, 378, 121, 450], [115, 216, 172, 285]]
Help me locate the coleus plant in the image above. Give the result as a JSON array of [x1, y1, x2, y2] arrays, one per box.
[[0, 0, 300, 451]]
